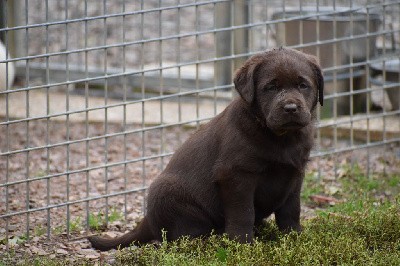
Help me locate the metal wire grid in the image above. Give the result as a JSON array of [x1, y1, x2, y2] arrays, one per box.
[[0, 0, 399, 245]]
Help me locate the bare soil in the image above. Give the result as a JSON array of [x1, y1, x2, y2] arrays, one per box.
[[1, 118, 399, 264]]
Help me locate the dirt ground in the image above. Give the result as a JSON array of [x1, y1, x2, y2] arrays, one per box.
[[0, 118, 399, 264], [0, 120, 192, 263]]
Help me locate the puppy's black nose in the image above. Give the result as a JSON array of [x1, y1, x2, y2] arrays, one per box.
[[284, 103, 298, 113]]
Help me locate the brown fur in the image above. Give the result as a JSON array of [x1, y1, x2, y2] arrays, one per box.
[[88, 48, 324, 251]]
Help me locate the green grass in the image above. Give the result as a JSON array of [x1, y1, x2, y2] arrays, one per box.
[[88, 207, 124, 231], [88, 212, 104, 231], [69, 217, 82, 233], [33, 225, 46, 237], [389, 175, 400, 187], [113, 163, 400, 265], [340, 164, 380, 193], [114, 202, 400, 265], [301, 171, 325, 203], [1, 235, 28, 247], [1, 163, 399, 265], [52, 225, 64, 235], [113, 198, 400, 266]]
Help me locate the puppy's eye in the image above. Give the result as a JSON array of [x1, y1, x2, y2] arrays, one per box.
[[298, 83, 309, 90], [265, 84, 278, 91]]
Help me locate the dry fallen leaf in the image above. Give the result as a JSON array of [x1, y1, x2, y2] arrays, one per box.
[[325, 185, 341, 195], [31, 246, 48, 256], [56, 248, 69, 255], [337, 168, 349, 178], [309, 195, 340, 205], [85, 254, 100, 259]]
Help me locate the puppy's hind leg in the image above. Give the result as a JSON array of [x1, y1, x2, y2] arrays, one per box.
[[88, 216, 154, 251], [170, 214, 217, 240]]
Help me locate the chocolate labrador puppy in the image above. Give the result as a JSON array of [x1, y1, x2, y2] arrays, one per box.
[[88, 47, 324, 251]]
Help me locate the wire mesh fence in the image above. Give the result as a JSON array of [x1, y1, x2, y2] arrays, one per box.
[[0, 0, 399, 247]]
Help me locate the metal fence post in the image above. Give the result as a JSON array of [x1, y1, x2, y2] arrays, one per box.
[[215, 1, 232, 88], [233, 0, 249, 71], [215, 0, 249, 89], [4, 0, 25, 59], [0, 0, 5, 43]]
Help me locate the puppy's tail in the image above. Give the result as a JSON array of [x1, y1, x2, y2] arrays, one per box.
[[88, 217, 154, 251]]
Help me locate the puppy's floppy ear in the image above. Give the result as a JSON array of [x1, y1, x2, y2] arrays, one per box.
[[306, 55, 324, 106], [233, 59, 260, 104]]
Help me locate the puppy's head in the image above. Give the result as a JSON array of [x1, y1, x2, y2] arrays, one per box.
[[234, 48, 324, 134]]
